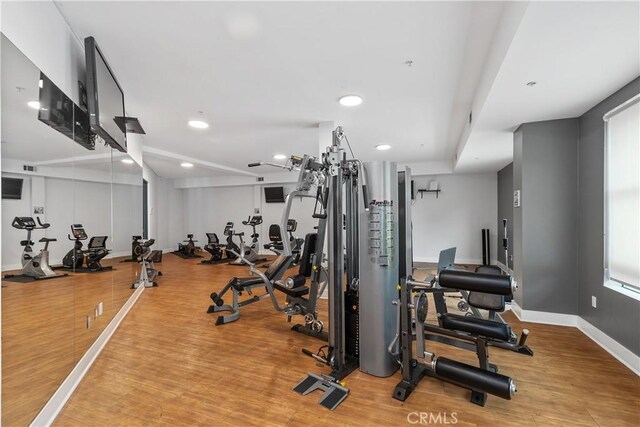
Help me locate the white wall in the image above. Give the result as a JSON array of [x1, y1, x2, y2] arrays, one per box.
[[2, 174, 143, 270], [411, 173, 498, 264], [174, 183, 318, 253], [155, 177, 184, 251]]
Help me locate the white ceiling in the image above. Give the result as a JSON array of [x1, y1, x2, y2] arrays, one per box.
[[55, 1, 506, 176], [456, 1, 640, 172]]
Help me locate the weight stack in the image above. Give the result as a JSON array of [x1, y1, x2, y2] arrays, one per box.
[[358, 161, 399, 377]]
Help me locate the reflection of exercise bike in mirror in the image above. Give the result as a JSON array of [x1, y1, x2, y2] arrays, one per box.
[[228, 215, 266, 266], [132, 238, 162, 289], [176, 234, 201, 258], [61, 224, 112, 272], [4, 216, 67, 281]]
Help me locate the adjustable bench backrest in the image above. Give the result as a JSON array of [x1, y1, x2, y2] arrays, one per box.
[[298, 233, 318, 278], [264, 253, 294, 281]]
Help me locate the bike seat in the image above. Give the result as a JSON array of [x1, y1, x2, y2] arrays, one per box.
[[39, 238, 57, 242], [20, 240, 34, 246]]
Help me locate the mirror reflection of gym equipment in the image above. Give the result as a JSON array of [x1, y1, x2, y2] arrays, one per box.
[[2, 2, 639, 426]]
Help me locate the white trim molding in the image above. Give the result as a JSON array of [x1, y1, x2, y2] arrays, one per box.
[[509, 301, 639, 376], [30, 284, 147, 427], [577, 318, 640, 376]]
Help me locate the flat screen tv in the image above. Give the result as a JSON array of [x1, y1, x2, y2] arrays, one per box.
[[38, 73, 93, 150], [85, 36, 127, 152], [2, 177, 23, 200], [264, 186, 285, 203]]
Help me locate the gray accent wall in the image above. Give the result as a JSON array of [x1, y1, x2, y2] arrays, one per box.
[[497, 163, 513, 269], [513, 119, 579, 314], [578, 77, 640, 356]]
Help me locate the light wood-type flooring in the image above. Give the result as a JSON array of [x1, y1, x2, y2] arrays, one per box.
[[9, 254, 640, 426]]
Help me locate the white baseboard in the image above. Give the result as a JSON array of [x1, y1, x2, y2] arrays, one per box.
[[30, 283, 146, 426], [577, 318, 640, 376], [510, 300, 638, 376]]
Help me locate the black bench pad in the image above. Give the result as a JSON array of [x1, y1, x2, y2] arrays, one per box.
[[441, 313, 511, 342], [273, 282, 309, 298]]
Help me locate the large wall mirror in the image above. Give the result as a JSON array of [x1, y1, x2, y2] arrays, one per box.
[[1, 33, 143, 425]]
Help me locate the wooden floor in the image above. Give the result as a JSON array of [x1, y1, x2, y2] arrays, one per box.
[[1, 256, 139, 426], [41, 254, 640, 426]]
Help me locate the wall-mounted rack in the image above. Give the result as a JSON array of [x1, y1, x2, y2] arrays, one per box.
[[417, 189, 441, 199]]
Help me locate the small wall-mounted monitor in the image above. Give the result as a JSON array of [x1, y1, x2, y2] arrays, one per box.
[[2, 177, 24, 200], [264, 186, 285, 203], [85, 36, 127, 153]]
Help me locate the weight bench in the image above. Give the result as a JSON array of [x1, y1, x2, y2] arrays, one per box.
[[207, 253, 294, 325]]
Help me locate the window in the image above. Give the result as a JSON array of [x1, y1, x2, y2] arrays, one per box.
[[604, 94, 640, 300]]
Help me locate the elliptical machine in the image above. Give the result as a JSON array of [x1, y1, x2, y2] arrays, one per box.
[[4, 216, 66, 280], [228, 215, 266, 266], [61, 224, 111, 272]]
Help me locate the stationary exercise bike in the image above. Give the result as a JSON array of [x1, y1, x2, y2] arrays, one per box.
[[228, 215, 266, 266], [222, 222, 240, 260], [132, 239, 162, 289], [177, 234, 199, 258], [62, 224, 111, 272], [5, 216, 65, 280], [263, 219, 305, 266]]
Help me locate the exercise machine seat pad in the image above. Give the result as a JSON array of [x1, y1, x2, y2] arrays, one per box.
[[231, 277, 264, 291], [468, 292, 505, 311], [273, 282, 309, 297], [441, 313, 511, 342]]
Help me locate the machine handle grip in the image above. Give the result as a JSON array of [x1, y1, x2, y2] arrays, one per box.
[[36, 217, 50, 229], [247, 162, 261, 167]]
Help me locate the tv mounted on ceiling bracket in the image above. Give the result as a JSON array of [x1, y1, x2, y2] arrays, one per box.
[[85, 36, 127, 153]]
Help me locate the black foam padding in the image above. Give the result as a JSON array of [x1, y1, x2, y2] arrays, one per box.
[[468, 292, 504, 311], [439, 269, 512, 297], [435, 357, 513, 400], [287, 274, 306, 288], [441, 313, 511, 341], [298, 233, 317, 277], [475, 265, 502, 275], [273, 282, 309, 297]]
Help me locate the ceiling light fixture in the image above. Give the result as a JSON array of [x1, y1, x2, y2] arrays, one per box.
[[188, 120, 209, 129], [376, 144, 391, 151], [181, 162, 194, 168], [121, 158, 134, 164], [526, 81, 537, 87], [338, 95, 363, 107], [273, 154, 287, 160], [27, 101, 40, 110]]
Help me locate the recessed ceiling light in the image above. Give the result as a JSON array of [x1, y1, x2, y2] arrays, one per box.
[[188, 120, 209, 129], [121, 158, 134, 164], [27, 101, 40, 110], [273, 154, 287, 160], [376, 144, 391, 151], [338, 95, 363, 107], [526, 81, 537, 87], [181, 162, 194, 168]]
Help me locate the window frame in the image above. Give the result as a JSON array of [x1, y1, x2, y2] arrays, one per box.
[[602, 94, 640, 301]]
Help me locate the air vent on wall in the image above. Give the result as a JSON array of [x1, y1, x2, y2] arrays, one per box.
[[23, 165, 36, 172], [257, 177, 264, 182]]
